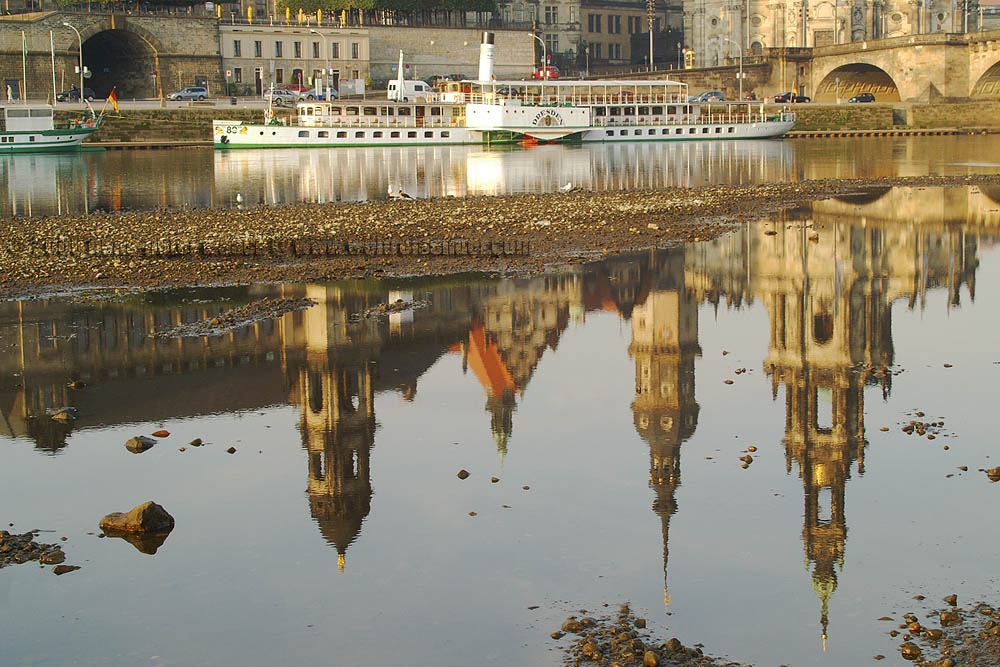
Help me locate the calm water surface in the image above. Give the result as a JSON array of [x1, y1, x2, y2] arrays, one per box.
[[2, 134, 1000, 216], [3, 186, 1000, 665]]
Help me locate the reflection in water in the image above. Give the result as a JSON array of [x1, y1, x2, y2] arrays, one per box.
[[6, 135, 1000, 216], [0, 186, 991, 658]]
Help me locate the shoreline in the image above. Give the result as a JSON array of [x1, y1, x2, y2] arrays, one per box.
[[4, 174, 1000, 299]]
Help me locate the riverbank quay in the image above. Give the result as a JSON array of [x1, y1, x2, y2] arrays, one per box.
[[51, 100, 1000, 145], [4, 174, 1000, 298]]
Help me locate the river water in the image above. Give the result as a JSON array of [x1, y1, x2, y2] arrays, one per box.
[[2, 134, 1000, 216], [3, 180, 1000, 665]]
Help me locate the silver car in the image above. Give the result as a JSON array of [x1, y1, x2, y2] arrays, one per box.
[[168, 86, 208, 101], [268, 89, 305, 107]]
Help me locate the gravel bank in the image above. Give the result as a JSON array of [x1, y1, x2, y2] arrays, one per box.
[[4, 175, 999, 298]]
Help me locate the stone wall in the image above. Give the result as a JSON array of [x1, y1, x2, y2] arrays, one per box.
[[367, 26, 534, 82]]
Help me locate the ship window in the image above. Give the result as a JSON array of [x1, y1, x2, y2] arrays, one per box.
[[619, 130, 627, 136], [609, 107, 621, 116], [331, 107, 342, 115], [407, 131, 417, 138], [6, 109, 28, 117], [298, 130, 309, 137], [424, 131, 433, 138], [675, 128, 682, 134], [606, 130, 614, 136], [594, 107, 606, 116], [30, 136, 35, 142], [648, 129, 655, 135], [398, 107, 411, 116], [318, 131, 329, 138], [30, 108, 52, 117], [346, 107, 360, 116], [715, 127, 722, 133], [374, 131, 383, 138], [634, 129, 641, 135], [391, 131, 400, 138], [337, 131, 347, 138], [355, 131, 364, 138], [728, 126, 735, 133], [623, 107, 634, 116], [667, 106, 676, 115], [688, 128, 696, 134], [441, 131, 449, 137], [430, 107, 441, 116], [661, 129, 668, 134], [653, 106, 663, 115], [702, 127, 709, 134], [382, 107, 394, 116], [638, 106, 649, 115]]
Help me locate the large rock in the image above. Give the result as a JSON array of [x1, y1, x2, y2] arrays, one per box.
[[99, 501, 175, 534], [125, 436, 156, 453]]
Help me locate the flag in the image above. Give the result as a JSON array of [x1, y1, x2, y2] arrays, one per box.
[[108, 89, 119, 113], [792, 82, 798, 97]]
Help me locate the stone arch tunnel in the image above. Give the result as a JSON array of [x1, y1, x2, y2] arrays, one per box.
[[81, 29, 159, 99], [814, 63, 901, 102]]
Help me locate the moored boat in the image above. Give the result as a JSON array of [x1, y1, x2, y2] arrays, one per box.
[[1, 105, 100, 153]]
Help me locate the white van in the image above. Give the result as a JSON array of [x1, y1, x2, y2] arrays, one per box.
[[387, 80, 434, 102]]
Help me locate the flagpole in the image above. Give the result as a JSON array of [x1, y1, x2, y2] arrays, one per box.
[[50, 30, 56, 105], [21, 30, 27, 105]]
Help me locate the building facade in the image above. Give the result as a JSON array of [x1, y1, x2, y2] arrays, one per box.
[[684, 0, 983, 67], [495, 0, 680, 67]]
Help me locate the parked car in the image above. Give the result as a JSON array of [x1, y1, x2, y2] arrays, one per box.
[[530, 65, 561, 79], [303, 87, 339, 101], [773, 91, 811, 103], [55, 86, 95, 102], [697, 90, 725, 102], [269, 88, 306, 106], [849, 92, 876, 103], [280, 84, 309, 94], [168, 86, 209, 101]]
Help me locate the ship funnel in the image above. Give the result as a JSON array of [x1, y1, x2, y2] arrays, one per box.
[[478, 31, 495, 82]]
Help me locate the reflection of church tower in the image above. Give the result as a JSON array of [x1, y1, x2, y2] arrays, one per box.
[[299, 360, 376, 572], [759, 224, 892, 646], [627, 250, 700, 612]]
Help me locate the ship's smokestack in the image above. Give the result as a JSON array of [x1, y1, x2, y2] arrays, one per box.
[[478, 31, 495, 82]]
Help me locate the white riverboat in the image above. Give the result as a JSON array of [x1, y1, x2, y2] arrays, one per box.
[[213, 82, 794, 150], [213, 35, 794, 149], [1, 105, 100, 153]]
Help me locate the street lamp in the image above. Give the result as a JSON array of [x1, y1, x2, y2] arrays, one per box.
[[723, 36, 743, 100], [62, 21, 83, 104], [309, 28, 328, 98], [531, 32, 547, 79], [646, 0, 655, 72]]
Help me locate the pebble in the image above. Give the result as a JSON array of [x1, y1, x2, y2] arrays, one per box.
[[457, 469, 470, 480], [151, 430, 170, 438], [491, 477, 499, 483], [522, 485, 530, 490], [52, 564, 80, 575], [226, 447, 237, 454], [189, 438, 203, 447]]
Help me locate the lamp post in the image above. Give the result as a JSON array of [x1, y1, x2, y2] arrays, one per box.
[[646, 0, 655, 72], [531, 32, 547, 79], [309, 28, 327, 98], [723, 36, 743, 100], [62, 21, 83, 105]]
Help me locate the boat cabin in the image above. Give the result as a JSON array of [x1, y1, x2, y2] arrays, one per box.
[[3, 106, 55, 132], [296, 101, 465, 129]]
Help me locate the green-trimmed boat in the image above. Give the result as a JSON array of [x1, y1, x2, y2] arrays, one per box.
[[1, 105, 100, 153]]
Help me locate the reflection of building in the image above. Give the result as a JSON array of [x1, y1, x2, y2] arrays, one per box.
[[685, 196, 980, 644], [624, 249, 701, 611]]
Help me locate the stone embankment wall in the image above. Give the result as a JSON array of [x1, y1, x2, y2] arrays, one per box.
[[57, 107, 292, 143]]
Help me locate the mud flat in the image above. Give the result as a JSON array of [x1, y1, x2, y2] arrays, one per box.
[[3, 175, 1000, 298]]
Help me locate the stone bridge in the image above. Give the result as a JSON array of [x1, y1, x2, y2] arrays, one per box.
[[0, 11, 221, 99], [809, 29, 1000, 102]]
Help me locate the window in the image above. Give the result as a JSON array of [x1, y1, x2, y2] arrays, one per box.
[[614, 43, 622, 59], [351, 42, 359, 59], [312, 42, 320, 59], [391, 131, 400, 138], [544, 6, 558, 24], [441, 131, 449, 137], [355, 131, 365, 138], [588, 13, 601, 32], [233, 40, 242, 57], [606, 130, 614, 136], [294, 41, 302, 59], [593, 43, 602, 58], [275, 41, 282, 58], [374, 131, 383, 138], [407, 131, 417, 138], [298, 130, 309, 137], [515, 2, 524, 21], [545, 34, 558, 53], [608, 15, 621, 34], [234, 67, 242, 83], [331, 42, 340, 58], [275, 69, 283, 83], [254, 41, 262, 58], [424, 131, 433, 137], [318, 131, 329, 137]]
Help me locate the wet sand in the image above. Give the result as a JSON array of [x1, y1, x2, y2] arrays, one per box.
[[3, 174, 999, 298]]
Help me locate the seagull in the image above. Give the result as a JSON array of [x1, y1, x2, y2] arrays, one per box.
[[559, 182, 573, 193], [235, 193, 244, 204]]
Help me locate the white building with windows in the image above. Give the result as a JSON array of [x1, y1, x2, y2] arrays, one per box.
[[220, 23, 370, 95]]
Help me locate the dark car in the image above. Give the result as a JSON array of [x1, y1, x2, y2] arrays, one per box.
[[56, 86, 95, 102], [774, 91, 811, 103], [697, 90, 725, 102], [849, 92, 875, 103]]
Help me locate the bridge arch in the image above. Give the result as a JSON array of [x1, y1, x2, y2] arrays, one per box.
[[813, 63, 901, 102], [971, 59, 1000, 100], [80, 28, 163, 98]]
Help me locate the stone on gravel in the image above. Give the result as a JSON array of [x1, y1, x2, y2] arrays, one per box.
[[125, 436, 156, 453], [99, 501, 174, 534]]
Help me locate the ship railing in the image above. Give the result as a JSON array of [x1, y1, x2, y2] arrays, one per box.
[[298, 115, 459, 129], [592, 111, 782, 127]]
